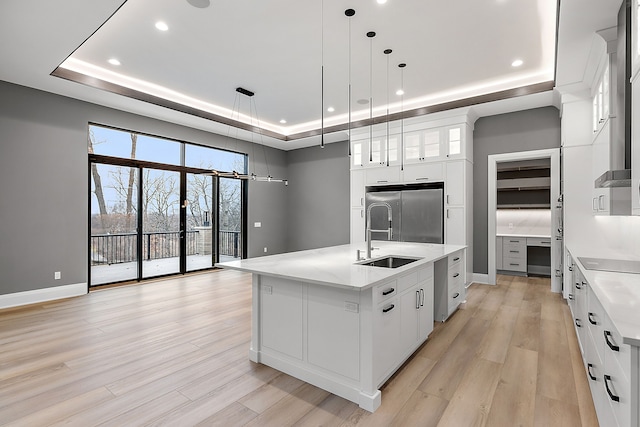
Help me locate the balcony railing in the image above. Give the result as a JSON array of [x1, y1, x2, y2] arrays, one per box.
[[91, 230, 241, 265]]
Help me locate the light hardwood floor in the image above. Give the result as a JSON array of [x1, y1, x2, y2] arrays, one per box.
[[0, 271, 598, 426]]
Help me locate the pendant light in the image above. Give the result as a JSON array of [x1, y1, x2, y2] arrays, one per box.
[[345, 9, 355, 156], [367, 31, 376, 163], [398, 63, 406, 171], [204, 87, 288, 185], [384, 48, 392, 167]]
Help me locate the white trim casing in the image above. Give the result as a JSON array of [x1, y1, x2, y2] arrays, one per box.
[[487, 148, 561, 292], [471, 273, 490, 285], [0, 283, 87, 310]]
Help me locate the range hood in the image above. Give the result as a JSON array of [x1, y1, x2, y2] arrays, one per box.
[[595, 169, 631, 188], [596, 0, 632, 190]]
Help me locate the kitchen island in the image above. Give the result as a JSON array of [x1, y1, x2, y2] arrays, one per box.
[[216, 242, 466, 412]]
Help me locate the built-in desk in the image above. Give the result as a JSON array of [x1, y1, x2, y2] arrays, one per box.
[[497, 234, 551, 276]]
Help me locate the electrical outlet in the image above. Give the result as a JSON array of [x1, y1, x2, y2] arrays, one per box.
[[508, 223, 514, 229], [344, 301, 359, 313], [254, 222, 262, 228], [263, 285, 273, 294], [54, 271, 61, 280], [264, 247, 268, 253]]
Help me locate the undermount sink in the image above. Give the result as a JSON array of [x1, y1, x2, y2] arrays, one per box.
[[358, 256, 422, 269]]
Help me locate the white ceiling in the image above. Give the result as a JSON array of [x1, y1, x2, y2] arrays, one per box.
[[0, 0, 624, 150]]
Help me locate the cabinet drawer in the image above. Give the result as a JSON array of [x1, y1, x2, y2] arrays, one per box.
[[503, 237, 526, 246], [366, 167, 401, 185], [375, 281, 397, 303], [502, 257, 527, 272], [448, 251, 463, 268], [402, 163, 444, 182], [603, 317, 630, 383], [603, 352, 631, 427], [526, 237, 552, 247], [587, 291, 605, 364], [448, 289, 463, 315], [503, 246, 526, 260]]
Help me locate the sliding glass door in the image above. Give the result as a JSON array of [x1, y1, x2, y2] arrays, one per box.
[[141, 168, 182, 278], [90, 164, 139, 286], [186, 172, 215, 271]]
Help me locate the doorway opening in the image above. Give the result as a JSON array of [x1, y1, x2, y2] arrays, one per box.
[[487, 149, 562, 292]]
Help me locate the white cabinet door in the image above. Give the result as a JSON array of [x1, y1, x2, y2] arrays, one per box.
[[632, 75, 640, 216], [445, 160, 465, 206], [443, 126, 464, 159], [418, 278, 434, 340], [366, 166, 401, 185], [351, 169, 365, 207], [445, 207, 465, 245], [373, 298, 401, 385], [402, 163, 444, 183], [260, 277, 303, 359], [496, 237, 503, 270], [351, 207, 365, 243], [400, 287, 420, 352]]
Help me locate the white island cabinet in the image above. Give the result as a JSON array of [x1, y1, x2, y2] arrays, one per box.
[[217, 242, 465, 412]]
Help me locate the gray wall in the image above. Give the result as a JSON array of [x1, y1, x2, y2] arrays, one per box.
[[0, 80, 288, 296], [285, 141, 350, 252], [473, 106, 561, 274]]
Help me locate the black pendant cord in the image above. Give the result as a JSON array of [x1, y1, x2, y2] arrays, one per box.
[[345, 9, 355, 157], [384, 49, 392, 167], [367, 31, 376, 163], [320, 0, 325, 149], [399, 63, 406, 171]]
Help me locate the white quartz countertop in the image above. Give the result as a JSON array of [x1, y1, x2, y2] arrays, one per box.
[[216, 242, 466, 290], [568, 245, 640, 347], [497, 233, 552, 239]]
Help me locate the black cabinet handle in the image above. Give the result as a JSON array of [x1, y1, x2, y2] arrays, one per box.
[[575, 319, 582, 328], [604, 375, 620, 402], [453, 257, 460, 261], [587, 363, 596, 381], [453, 292, 460, 299], [420, 288, 424, 307], [382, 288, 395, 296], [588, 312, 597, 325], [453, 273, 460, 278], [509, 250, 520, 253], [383, 304, 395, 313], [604, 330, 619, 352], [568, 294, 574, 300]]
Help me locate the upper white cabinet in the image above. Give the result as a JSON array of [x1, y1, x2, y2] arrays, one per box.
[[633, 0, 640, 216], [633, 77, 640, 215], [592, 61, 610, 135]]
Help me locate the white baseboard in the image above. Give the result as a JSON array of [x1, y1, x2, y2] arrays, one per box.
[[0, 283, 87, 310], [471, 273, 492, 285]]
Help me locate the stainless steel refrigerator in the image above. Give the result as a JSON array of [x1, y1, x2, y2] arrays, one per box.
[[365, 184, 444, 244]]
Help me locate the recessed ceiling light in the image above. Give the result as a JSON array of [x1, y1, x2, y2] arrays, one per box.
[[187, 0, 210, 8], [108, 58, 121, 66], [377, 0, 388, 4], [280, 119, 287, 124], [396, 89, 404, 96], [511, 59, 523, 67], [155, 21, 169, 31], [327, 107, 335, 113]]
